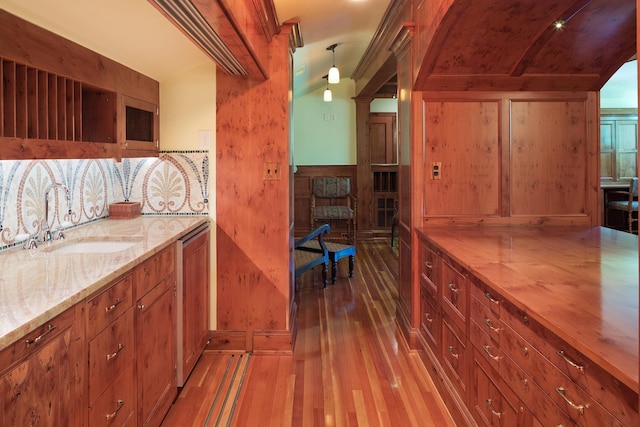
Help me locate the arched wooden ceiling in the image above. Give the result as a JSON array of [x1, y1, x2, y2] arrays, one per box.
[[414, 0, 636, 91]]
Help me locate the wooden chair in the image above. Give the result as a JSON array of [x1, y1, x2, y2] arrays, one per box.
[[310, 177, 357, 244], [294, 224, 330, 288], [605, 177, 638, 234]]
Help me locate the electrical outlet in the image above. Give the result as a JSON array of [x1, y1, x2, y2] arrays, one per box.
[[431, 162, 442, 180], [264, 162, 282, 181]]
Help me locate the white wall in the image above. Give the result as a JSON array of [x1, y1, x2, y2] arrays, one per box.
[[293, 80, 357, 165], [160, 62, 218, 329], [601, 60, 638, 109]]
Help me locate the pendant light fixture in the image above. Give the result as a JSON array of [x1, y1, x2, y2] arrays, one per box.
[[327, 44, 340, 84], [323, 74, 332, 102]]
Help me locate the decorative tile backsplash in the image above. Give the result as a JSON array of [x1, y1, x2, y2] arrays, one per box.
[[0, 151, 209, 251]]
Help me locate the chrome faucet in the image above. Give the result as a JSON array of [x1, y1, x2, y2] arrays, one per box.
[[40, 182, 70, 242]]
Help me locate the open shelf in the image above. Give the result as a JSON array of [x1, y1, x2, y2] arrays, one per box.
[[1, 57, 116, 144]]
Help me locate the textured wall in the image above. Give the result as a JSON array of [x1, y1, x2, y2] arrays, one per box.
[[0, 151, 209, 251]]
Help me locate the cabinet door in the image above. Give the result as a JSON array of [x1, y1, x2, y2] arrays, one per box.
[[1, 311, 78, 427], [136, 275, 176, 427], [179, 229, 210, 386]]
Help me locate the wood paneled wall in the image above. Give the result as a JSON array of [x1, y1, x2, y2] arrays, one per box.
[[293, 165, 357, 236], [214, 26, 295, 354], [421, 91, 599, 226]]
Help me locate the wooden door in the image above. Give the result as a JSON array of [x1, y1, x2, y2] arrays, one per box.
[[1, 309, 78, 427], [369, 113, 398, 231], [179, 229, 210, 386], [136, 275, 176, 427]]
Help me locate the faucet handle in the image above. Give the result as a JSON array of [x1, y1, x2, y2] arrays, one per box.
[[16, 233, 38, 250], [53, 228, 65, 240]]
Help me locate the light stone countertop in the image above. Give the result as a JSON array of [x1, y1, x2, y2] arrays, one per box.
[[0, 215, 209, 351]]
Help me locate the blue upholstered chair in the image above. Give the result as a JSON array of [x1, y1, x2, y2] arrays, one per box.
[[310, 177, 357, 244]]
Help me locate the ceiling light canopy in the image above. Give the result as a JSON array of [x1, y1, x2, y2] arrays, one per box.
[[327, 43, 340, 84]]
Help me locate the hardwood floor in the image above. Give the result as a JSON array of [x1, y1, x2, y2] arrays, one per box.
[[161, 240, 455, 426]]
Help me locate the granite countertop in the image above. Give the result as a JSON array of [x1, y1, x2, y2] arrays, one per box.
[[417, 225, 638, 390], [0, 215, 209, 351]]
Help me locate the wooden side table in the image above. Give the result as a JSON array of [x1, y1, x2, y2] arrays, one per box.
[[324, 242, 356, 284]]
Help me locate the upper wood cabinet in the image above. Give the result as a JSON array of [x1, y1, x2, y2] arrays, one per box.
[[600, 109, 638, 183], [0, 10, 159, 160]]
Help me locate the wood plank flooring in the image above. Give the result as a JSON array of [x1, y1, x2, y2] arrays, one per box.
[[161, 240, 455, 426]]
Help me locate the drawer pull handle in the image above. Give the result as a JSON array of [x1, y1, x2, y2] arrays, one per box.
[[25, 324, 56, 346], [105, 298, 123, 312], [106, 343, 126, 361], [424, 313, 433, 323], [485, 399, 502, 419], [137, 304, 145, 311], [483, 318, 500, 333], [556, 350, 584, 373], [447, 345, 459, 360], [484, 292, 500, 305], [556, 387, 588, 414], [482, 345, 501, 362], [105, 399, 125, 422], [521, 345, 529, 356], [447, 283, 460, 293], [424, 261, 433, 270]]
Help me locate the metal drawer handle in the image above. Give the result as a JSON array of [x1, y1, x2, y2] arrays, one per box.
[[556, 350, 584, 373], [424, 313, 433, 323], [424, 261, 433, 270], [106, 343, 125, 361], [483, 318, 500, 333], [485, 399, 502, 419], [25, 324, 56, 346], [447, 345, 459, 360], [447, 283, 460, 293], [484, 292, 500, 305], [105, 298, 123, 312], [556, 387, 588, 415], [105, 399, 125, 421], [482, 345, 501, 362]]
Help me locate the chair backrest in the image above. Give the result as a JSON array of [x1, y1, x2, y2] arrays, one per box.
[[312, 177, 351, 199], [630, 177, 639, 197]]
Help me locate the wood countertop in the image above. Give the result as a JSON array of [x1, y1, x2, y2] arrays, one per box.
[[417, 226, 638, 391], [0, 215, 208, 351]]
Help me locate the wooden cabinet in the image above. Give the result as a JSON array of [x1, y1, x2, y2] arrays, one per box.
[[120, 95, 159, 157], [0, 10, 159, 160], [600, 110, 638, 182], [177, 225, 210, 386], [0, 306, 82, 427], [416, 232, 639, 426], [86, 274, 136, 426], [134, 245, 177, 427]]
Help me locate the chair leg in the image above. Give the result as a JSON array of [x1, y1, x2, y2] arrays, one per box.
[[348, 255, 354, 278], [322, 263, 328, 288], [331, 261, 337, 285]]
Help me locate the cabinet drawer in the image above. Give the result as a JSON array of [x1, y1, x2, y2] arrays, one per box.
[[501, 352, 575, 427], [470, 319, 503, 373], [441, 317, 468, 399], [420, 286, 439, 352], [471, 348, 527, 427], [441, 258, 467, 331], [419, 242, 438, 294], [502, 303, 638, 426], [89, 361, 136, 427], [0, 306, 76, 373], [88, 309, 134, 403], [134, 244, 176, 298], [87, 274, 133, 338], [470, 295, 501, 345], [469, 276, 501, 316]]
